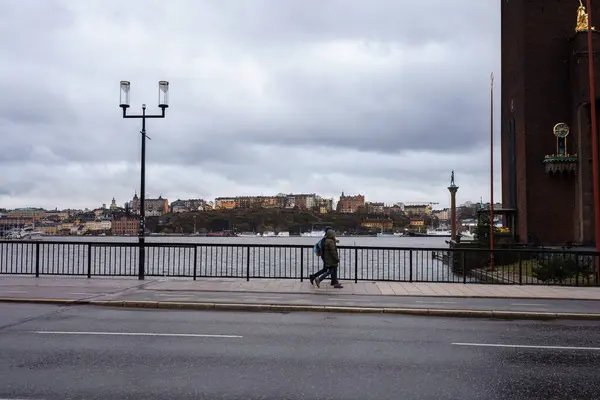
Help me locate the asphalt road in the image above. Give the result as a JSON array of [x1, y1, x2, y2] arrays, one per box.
[[1, 303, 600, 399]]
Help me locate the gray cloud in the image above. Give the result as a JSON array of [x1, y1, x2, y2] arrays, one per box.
[[0, 0, 501, 209]]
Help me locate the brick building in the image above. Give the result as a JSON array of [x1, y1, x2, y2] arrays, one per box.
[[111, 216, 140, 236], [336, 192, 365, 213], [501, 0, 600, 245]]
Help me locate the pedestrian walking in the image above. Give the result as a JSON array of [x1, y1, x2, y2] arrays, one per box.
[[310, 228, 343, 289], [310, 226, 331, 284]]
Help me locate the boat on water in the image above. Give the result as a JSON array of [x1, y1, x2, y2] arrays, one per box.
[[206, 231, 236, 237], [5, 226, 45, 240], [238, 232, 260, 237], [426, 228, 452, 237], [459, 231, 475, 239], [376, 231, 396, 237], [301, 230, 326, 237]]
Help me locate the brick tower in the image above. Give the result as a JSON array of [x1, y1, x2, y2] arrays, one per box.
[[501, 0, 600, 245]]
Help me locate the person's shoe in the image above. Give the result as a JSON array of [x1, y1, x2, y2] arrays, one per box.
[[333, 283, 343, 289], [315, 278, 320, 288], [309, 275, 315, 285]]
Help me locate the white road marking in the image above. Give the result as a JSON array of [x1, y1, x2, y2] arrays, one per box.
[[452, 342, 600, 351], [2, 290, 27, 293], [415, 300, 457, 305], [251, 296, 284, 300], [510, 303, 548, 307], [33, 331, 243, 339]]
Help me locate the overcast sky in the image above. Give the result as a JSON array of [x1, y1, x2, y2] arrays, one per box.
[[0, 0, 500, 210]]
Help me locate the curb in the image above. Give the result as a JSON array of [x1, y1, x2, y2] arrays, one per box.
[[0, 297, 89, 305], [140, 287, 600, 302], [2, 297, 600, 321]]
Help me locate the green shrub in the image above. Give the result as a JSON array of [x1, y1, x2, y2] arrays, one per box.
[[532, 254, 596, 284]]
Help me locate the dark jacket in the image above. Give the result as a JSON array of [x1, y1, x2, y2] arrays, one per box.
[[323, 229, 340, 267]]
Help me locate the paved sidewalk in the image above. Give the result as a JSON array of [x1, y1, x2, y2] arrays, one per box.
[[144, 278, 600, 300], [2, 276, 600, 320], [2, 276, 600, 300]]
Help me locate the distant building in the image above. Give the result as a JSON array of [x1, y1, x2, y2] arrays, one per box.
[[409, 218, 425, 227], [214, 197, 237, 210], [336, 192, 365, 213], [8, 208, 45, 220], [404, 204, 432, 216], [170, 199, 208, 213], [433, 208, 450, 222], [84, 219, 112, 232], [361, 218, 393, 231], [235, 196, 286, 209], [289, 193, 317, 209], [316, 197, 334, 214], [111, 215, 140, 236], [366, 202, 385, 214], [127, 193, 169, 216], [39, 223, 58, 235]]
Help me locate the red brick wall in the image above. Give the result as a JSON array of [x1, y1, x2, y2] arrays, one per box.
[[501, 0, 600, 245]]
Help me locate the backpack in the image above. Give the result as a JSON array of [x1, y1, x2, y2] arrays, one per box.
[[313, 237, 326, 259]]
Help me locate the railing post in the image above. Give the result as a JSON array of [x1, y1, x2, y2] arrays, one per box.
[[138, 239, 145, 281], [575, 254, 580, 287], [518, 251, 522, 285], [354, 248, 358, 283], [462, 250, 467, 284], [35, 242, 40, 278], [87, 244, 92, 278], [409, 250, 413, 282], [246, 246, 251, 281], [193, 246, 198, 281], [300, 248, 304, 282]]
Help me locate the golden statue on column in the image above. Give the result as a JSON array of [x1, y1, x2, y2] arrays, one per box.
[[576, 0, 596, 32]]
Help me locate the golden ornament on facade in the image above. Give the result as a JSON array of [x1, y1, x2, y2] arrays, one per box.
[[576, 0, 596, 32]]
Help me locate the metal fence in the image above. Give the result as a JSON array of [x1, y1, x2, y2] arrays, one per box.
[[0, 240, 598, 286]]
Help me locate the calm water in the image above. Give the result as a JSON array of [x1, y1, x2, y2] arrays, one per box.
[[37, 235, 451, 248], [0, 236, 476, 282]]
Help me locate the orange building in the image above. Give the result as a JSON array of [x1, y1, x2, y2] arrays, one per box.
[[410, 218, 425, 227], [214, 197, 237, 210], [361, 218, 393, 230]]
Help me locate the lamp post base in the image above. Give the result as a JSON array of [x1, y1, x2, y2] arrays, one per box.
[[138, 236, 145, 280]]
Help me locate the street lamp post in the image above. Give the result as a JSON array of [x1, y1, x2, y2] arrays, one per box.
[[119, 80, 170, 280]]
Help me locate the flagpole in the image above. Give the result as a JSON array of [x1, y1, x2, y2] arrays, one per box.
[[586, 0, 600, 279], [490, 72, 495, 271]]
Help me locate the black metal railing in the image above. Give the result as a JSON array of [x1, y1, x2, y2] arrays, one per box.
[[0, 240, 598, 286]]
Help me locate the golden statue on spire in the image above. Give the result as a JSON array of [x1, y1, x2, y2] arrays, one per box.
[[576, 0, 595, 32]]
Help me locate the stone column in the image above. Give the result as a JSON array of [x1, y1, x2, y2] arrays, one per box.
[[448, 184, 459, 241]]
